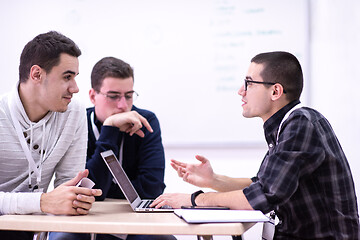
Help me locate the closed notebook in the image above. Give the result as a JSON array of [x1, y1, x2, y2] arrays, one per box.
[[174, 209, 269, 224]]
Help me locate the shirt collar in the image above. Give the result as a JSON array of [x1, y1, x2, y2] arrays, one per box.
[[263, 99, 300, 147], [93, 111, 103, 132]]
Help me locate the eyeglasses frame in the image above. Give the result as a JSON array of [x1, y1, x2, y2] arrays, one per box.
[[244, 79, 286, 93], [97, 90, 139, 102]]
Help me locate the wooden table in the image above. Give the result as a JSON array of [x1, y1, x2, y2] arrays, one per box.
[[0, 199, 256, 238]]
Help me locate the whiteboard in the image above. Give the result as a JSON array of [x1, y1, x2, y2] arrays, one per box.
[[0, 0, 309, 147]]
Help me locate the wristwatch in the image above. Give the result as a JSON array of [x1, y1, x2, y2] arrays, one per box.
[[191, 190, 204, 206]]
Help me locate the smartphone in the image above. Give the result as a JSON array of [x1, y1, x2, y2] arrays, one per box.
[[76, 177, 95, 189], [181, 206, 230, 210]]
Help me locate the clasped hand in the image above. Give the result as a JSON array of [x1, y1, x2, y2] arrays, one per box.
[[103, 111, 153, 137], [40, 169, 102, 215]]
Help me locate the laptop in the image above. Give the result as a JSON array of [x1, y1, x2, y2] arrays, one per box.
[[100, 149, 174, 212]]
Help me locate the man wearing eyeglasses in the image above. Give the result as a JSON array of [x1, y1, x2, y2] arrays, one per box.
[[86, 57, 166, 203], [49, 57, 173, 240], [151, 51, 359, 239]]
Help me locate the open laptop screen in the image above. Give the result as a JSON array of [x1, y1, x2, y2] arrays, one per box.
[[103, 154, 138, 203]]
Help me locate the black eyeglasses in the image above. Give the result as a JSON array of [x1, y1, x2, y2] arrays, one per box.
[[244, 79, 286, 93]]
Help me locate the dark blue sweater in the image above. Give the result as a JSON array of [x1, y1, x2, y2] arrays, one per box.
[[86, 106, 166, 201]]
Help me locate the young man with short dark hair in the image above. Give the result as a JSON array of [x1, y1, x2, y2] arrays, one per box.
[[152, 51, 359, 239]]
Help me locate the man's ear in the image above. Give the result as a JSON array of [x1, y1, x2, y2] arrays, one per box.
[[271, 83, 285, 101], [29, 65, 43, 83], [89, 88, 97, 104]]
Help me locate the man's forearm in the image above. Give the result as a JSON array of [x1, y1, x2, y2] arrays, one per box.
[[195, 190, 253, 210], [0, 191, 42, 215], [211, 175, 252, 192]]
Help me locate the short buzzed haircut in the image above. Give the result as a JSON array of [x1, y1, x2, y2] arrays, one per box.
[[251, 51, 303, 101]]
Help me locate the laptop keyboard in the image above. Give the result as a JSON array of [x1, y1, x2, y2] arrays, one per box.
[[142, 200, 153, 208], [139, 200, 172, 209]]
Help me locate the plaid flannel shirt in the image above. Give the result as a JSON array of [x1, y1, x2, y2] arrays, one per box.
[[244, 100, 359, 239]]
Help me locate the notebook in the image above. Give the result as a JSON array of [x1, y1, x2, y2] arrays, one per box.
[[100, 149, 174, 212], [174, 209, 269, 224]]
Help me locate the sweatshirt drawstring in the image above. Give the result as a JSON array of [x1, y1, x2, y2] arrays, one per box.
[[38, 122, 46, 183], [28, 123, 33, 188]]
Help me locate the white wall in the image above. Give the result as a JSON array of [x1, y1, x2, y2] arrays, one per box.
[[310, 0, 360, 217], [0, 0, 309, 147], [0, 1, 359, 240]]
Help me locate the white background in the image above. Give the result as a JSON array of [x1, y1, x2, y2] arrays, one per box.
[[0, 1, 359, 239], [0, 0, 309, 146]]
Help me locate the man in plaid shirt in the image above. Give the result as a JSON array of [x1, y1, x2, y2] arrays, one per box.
[[152, 51, 359, 239]]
